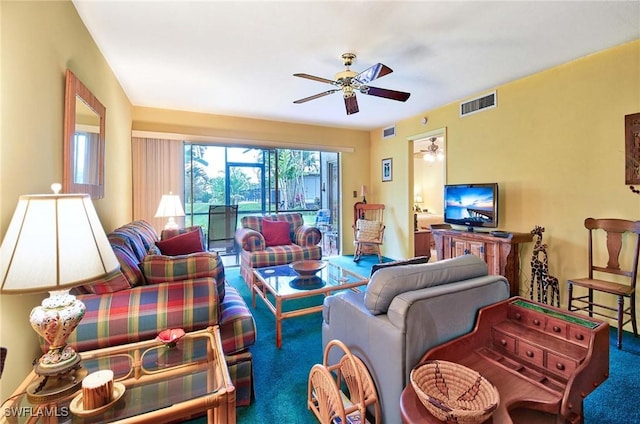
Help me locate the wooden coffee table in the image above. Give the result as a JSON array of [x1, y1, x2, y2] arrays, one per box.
[[1, 326, 235, 424], [252, 261, 368, 348]]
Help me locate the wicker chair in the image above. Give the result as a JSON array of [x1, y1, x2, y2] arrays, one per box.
[[308, 339, 380, 424]]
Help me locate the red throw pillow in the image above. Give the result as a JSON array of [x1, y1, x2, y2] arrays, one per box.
[[262, 219, 291, 247], [155, 228, 204, 256]]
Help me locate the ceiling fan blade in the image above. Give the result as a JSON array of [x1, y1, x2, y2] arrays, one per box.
[[293, 89, 339, 104], [344, 95, 359, 115], [362, 86, 411, 102], [293, 73, 336, 85], [354, 63, 393, 84]]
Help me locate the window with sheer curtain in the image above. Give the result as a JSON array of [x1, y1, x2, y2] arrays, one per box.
[[132, 137, 184, 234]]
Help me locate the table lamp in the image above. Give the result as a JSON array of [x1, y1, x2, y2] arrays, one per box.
[[154, 192, 185, 230], [360, 185, 368, 204], [414, 195, 423, 212], [0, 183, 120, 401]]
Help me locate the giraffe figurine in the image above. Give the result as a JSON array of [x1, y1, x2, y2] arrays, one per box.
[[539, 245, 560, 307], [529, 225, 560, 306], [530, 226, 545, 302]]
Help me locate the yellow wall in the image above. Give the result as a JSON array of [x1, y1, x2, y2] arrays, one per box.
[[132, 107, 371, 249], [0, 1, 132, 399], [1, 0, 638, 401], [370, 40, 640, 321]]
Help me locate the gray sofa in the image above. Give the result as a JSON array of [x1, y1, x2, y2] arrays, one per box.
[[321, 254, 510, 424]]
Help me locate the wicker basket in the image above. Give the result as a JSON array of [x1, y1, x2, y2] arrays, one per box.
[[410, 360, 499, 424]]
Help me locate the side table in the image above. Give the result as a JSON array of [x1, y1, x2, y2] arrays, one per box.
[[1, 326, 235, 424]]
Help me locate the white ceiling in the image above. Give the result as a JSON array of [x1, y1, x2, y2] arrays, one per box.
[[72, 1, 640, 131]]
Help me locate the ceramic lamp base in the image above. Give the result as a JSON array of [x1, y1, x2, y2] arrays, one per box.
[[30, 289, 85, 375], [163, 217, 179, 230]]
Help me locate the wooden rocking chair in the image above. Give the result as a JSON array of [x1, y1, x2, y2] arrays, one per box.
[[353, 203, 385, 263]]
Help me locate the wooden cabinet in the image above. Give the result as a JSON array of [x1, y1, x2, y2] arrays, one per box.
[[414, 230, 432, 257], [401, 297, 609, 424], [432, 229, 533, 296]]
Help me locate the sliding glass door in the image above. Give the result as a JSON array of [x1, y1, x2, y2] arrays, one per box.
[[184, 144, 340, 255]]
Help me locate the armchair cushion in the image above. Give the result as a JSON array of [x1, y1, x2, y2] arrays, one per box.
[[160, 226, 207, 251], [262, 219, 292, 246], [364, 254, 488, 315], [155, 228, 204, 255], [70, 278, 220, 352], [142, 251, 226, 301], [355, 219, 383, 242], [80, 271, 131, 295], [112, 245, 145, 288]]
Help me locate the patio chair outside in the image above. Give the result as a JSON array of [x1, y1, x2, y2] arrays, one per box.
[[208, 205, 239, 262]]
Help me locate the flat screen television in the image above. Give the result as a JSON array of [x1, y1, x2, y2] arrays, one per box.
[[443, 183, 499, 230]]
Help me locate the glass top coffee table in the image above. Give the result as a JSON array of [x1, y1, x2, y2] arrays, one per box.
[[252, 261, 368, 348]]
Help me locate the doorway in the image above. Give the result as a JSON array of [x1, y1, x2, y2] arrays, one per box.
[[411, 130, 446, 258]]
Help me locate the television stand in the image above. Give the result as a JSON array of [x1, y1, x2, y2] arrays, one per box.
[[432, 229, 533, 296]]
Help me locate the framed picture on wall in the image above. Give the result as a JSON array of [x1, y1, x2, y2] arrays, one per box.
[[382, 158, 392, 182], [625, 112, 640, 184]]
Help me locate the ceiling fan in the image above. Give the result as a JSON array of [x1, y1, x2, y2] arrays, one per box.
[[293, 53, 411, 115], [414, 137, 444, 161]]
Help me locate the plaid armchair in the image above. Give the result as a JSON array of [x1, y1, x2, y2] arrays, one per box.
[[235, 213, 322, 287]]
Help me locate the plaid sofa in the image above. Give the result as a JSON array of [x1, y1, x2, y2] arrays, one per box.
[[235, 213, 322, 287], [56, 220, 256, 406]]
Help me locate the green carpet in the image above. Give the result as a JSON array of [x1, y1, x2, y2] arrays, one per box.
[[191, 257, 640, 423], [325, 254, 394, 278]]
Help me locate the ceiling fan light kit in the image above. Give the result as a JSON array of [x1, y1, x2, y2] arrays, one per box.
[[293, 53, 411, 115], [418, 137, 444, 162]]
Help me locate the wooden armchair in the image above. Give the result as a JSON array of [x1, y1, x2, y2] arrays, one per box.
[[353, 203, 385, 262]]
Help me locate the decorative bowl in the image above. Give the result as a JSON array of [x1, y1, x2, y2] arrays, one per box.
[[290, 260, 327, 277], [410, 360, 499, 423]]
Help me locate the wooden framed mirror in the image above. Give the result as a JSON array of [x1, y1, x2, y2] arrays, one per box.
[[63, 69, 105, 199]]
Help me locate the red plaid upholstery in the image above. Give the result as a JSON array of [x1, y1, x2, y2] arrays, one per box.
[[76, 271, 131, 295], [64, 220, 256, 406], [161, 226, 207, 251], [69, 279, 220, 351], [236, 213, 322, 286], [142, 251, 225, 301]]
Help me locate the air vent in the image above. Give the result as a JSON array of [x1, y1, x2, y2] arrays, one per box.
[[382, 125, 396, 139], [460, 91, 497, 117]]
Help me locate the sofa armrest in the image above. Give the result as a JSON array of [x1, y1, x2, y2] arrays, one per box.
[[60, 278, 221, 353], [236, 227, 266, 252], [322, 292, 404, 424], [387, 275, 510, 378], [294, 224, 321, 246], [322, 275, 511, 424]]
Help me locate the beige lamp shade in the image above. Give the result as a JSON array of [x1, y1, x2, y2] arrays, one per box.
[[154, 193, 185, 230], [154, 193, 185, 218], [0, 188, 120, 294]]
